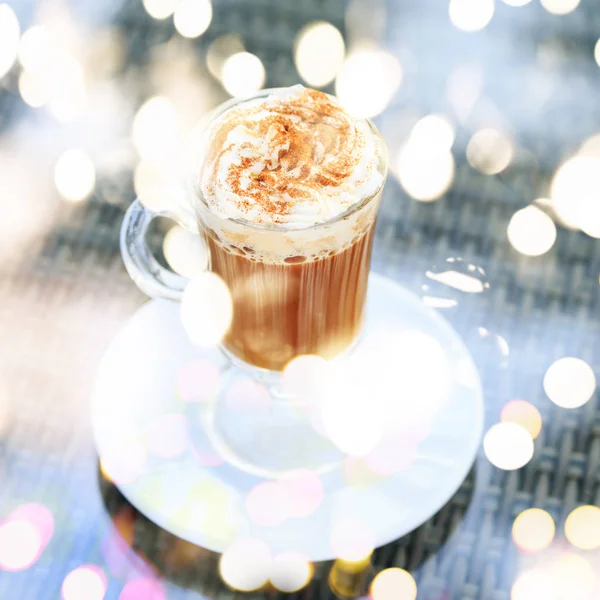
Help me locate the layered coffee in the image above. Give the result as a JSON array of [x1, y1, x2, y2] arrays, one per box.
[[195, 86, 386, 371]]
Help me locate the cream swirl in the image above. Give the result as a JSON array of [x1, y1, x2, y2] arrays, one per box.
[[199, 85, 384, 228]]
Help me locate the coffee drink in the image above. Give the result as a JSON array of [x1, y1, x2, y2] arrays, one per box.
[[195, 86, 386, 371]]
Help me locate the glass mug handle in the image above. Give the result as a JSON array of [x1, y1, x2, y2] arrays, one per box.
[[120, 198, 189, 301]]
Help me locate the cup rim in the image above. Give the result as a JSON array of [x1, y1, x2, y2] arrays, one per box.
[[189, 87, 389, 233]]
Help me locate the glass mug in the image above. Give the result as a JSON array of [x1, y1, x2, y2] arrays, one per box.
[[121, 89, 389, 375]]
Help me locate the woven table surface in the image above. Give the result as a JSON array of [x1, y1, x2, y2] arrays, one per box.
[[1, 0, 600, 599]]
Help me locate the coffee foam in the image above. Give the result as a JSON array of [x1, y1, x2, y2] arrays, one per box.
[[200, 187, 383, 264], [195, 86, 386, 262]]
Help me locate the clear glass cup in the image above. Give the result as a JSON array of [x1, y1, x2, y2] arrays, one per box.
[[121, 89, 388, 476]]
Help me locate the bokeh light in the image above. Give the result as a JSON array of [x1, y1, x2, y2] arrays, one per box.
[[565, 506, 600, 550], [100, 433, 147, 484], [48, 56, 87, 122], [543, 357, 596, 409], [245, 482, 289, 527], [0, 4, 20, 79], [180, 272, 233, 347], [119, 578, 165, 600], [279, 469, 325, 518], [0, 520, 42, 571], [269, 552, 313, 593], [467, 128, 513, 175], [163, 225, 208, 278], [410, 114, 456, 150], [483, 423, 534, 470], [19, 70, 49, 107], [294, 22, 345, 88], [207, 34, 245, 80], [322, 378, 384, 456], [541, 0, 580, 15], [512, 508, 555, 553], [176, 359, 220, 402], [595, 39, 600, 68], [219, 538, 272, 592], [134, 159, 181, 213], [143, 0, 180, 20], [174, 0, 212, 39], [397, 142, 454, 202], [507, 205, 557, 257], [511, 569, 557, 600], [363, 329, 449, 431], [61, 565, 107, 600], [222, 52, 266, 97], [335, 49, 402, 119], [282, 354, 330, 400], [449, 0, 494, 32], [370, 568, 417, 600], [8, 504, 54, 548], [551, 553, 595, 600], [146, 414, 188, 459], [578, 134, 600, 158], [18, 25, 52, 72], [54, 149, 96, 203], [329, 556, 372, 599], [330, 518, 375, 562], [133, 96, 180, 161], [550, 156, 600, 236], [395, 116, 456, 201], [501, 400, 542, 439], [18, 20, 90, 120]]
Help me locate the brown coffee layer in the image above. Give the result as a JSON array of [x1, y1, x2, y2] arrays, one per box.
[[206, 223, 376, 371]]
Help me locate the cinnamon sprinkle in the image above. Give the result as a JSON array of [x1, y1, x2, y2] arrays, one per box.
[[202, 88, 376, 224]]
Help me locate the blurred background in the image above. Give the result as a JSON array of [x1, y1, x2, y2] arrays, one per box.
[[2, 0, 600, 598]]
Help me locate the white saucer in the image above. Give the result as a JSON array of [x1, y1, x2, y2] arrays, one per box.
[[91, 274, 483, 562]]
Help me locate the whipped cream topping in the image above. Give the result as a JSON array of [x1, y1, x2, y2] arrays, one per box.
[[198, 85, 384, 228]]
